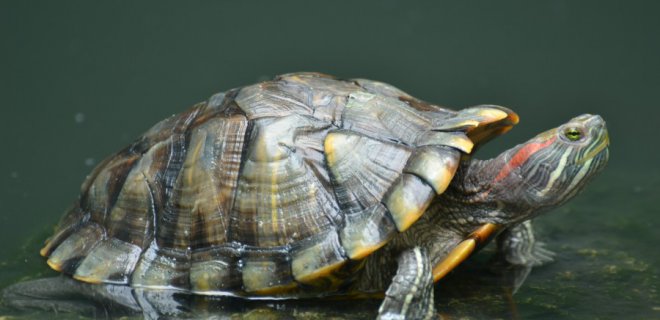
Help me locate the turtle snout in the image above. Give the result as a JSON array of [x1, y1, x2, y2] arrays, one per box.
[[573, 114, 608, 142], [573, 114, 609, 165], [586, 115, 608, 143], [573, 114, 605, 128], [585, 114, 606, 129]]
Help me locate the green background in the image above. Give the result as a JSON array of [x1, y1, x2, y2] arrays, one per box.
[[1, 1, 658, 318]]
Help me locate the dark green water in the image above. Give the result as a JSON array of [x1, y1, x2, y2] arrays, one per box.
[[1, 1, 658, 319]]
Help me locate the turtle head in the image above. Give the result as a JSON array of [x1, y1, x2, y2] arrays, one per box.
[[486, 114, 609, 223]]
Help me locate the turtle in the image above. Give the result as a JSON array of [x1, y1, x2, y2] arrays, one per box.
[[12, 72, 609, 319]]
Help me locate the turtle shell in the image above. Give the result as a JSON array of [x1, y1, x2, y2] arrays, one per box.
[[40, 72, 518, 296]]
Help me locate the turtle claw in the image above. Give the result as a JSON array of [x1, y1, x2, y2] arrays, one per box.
[[489, 239, 556, 295], [495, 221, 555, 268], [527, 241, 556, 267]]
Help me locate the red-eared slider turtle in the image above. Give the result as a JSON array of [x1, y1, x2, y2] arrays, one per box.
[[30, 73, 608, 319]]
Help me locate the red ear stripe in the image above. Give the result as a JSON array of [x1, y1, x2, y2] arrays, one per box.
[[494, 137, 556, 183]]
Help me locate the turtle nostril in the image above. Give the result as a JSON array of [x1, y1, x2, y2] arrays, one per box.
[[585, 114, 606, 128]]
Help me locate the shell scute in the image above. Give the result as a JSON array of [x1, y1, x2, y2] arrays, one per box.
[[235, 80, 313, 120], [340, 204, 396, 260], [73, 238, 141, 284], [341, 91, 431, 146], [131, 246, 190, 290], [241, 248, 297, 294], [324, 131, 412, 211], [231, 115, 340, 248], [46, 223, 105, 274], [404, 146, 461, 195], [190, 246, 241, 293], [290, 228, 347, 285], [383, 174, 436, 232], [180, 113, 248, 249]]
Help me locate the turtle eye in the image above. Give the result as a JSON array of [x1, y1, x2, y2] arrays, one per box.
[[562, 127, 584, 142]]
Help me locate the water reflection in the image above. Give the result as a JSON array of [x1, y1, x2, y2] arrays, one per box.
[[1, 252, 534, 320], [1, 230, 658, 320]]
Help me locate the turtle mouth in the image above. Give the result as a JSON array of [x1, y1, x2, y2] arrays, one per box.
[[576, 131, 609, 165]]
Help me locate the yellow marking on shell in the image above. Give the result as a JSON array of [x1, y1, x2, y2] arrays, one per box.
[[387, 194, 433, 232], [72, 274, 103, 284], [46, 259, 63, 272], [510, 112, 520, 125], [193, 273, 211, 291], [476, 108, 509, 124], [432, 239, 475, 282], [348, 241, 389, 260], [448, 135, 474, 154], [74, 262, 106, 283], [461, 119, 480, 127], [432, 223, 499, 282], [324, 133, 338, 167], [385, 176, 435, 232], [434, 166, 455, 194], [190, 261, 237, 292], [293, 260, 347, 284], [410, 165, 454, 196], [499, 125, 515, 135], [242, 259, 298, 294], [39, 246, 49, 257], [184, 131, 207, 186], [461, 107, 519, 146], [324, 132, 362, 180], [250, 282, 299, 296], [405, 148, 459, 195], [388, 195, 426, 231], [416, 131, 474, 154]]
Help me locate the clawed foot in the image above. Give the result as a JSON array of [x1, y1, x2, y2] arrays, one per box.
[[525, 241, 555, 266], [496, 221, 556, 268], [503, 240, 556, 267], [492, 221, 557, 294]]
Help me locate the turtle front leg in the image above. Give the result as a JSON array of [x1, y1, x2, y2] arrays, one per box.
[[496, 220, 555, 267], [377, 247, 435, 320], [492, 221, 555, 294]]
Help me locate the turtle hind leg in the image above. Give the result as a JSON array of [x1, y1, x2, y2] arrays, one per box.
[[377, 247, 435, 320], [495, 220, 555, 267]]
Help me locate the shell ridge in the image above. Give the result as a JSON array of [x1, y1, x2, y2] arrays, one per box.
[[127, 103, 207, 290], [89, 153, 142, 227], [185, 111, 249, 250], [224, 119, 254, 245]]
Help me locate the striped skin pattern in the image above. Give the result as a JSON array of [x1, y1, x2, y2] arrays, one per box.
[[488, 113, 610, 224], [428, 113, 609, 229], [40, 73, 518, 299], [352, 113, 609, 296]]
